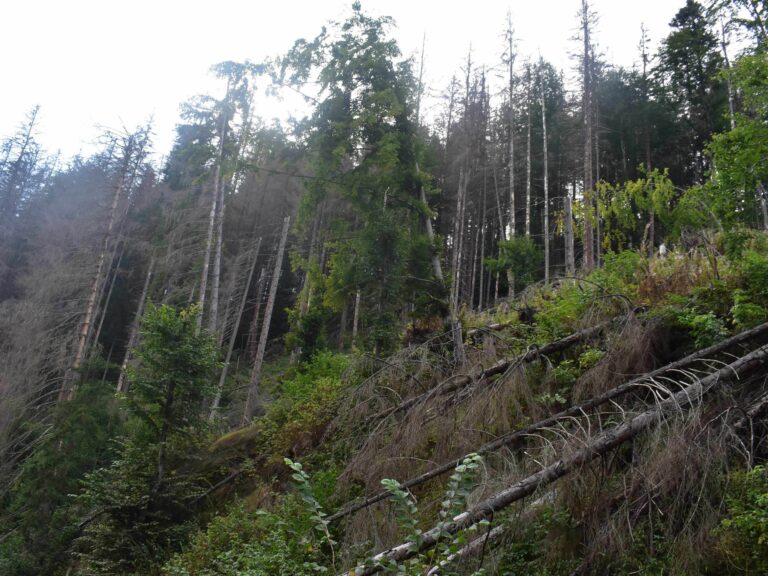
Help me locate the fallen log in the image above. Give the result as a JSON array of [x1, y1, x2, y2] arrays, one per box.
[[340, 344, 768, 575], [365, 315, 622, 426], [329, 321, 768, 524]]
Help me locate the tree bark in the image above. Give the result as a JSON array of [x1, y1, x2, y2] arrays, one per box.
[[581, 0, 595, 272], [352, 289, 361, 345], [525, 66, 532, 238], [365, 314, 620, 426], [564, 192, 576, 276], [242, 216, 290, 423], [506, 16, 517, 296], [330, 319, 768, 524], [340, 344, 768, 574], [116, 258, 154, 393], [210, 238, 261, 419], [540, 60, 550, 284], [63, 149, 133, 401]]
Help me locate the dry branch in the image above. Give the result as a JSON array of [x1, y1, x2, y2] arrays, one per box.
[[329, 321, 768, 524], [365, 316, 619, 425], [340, 344, 768, 575]]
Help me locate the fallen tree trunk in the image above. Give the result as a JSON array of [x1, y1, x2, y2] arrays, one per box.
[[329, 321, 768, 524], [365, 316, 622, 426], [341, 343, 768, 575]]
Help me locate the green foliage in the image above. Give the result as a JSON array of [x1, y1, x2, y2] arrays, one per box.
[[675, 311, 727, 348], [578, 348, 605, 370], [486, 236, 543, 290], [74, 304, 219, 574], [497, 506, 578, 575], [280, 2, 437, 354], [0, 381, 123, 576], [714, 465, 768, 574], [163, 503, 320, 576], [376, 454, 486, 575]]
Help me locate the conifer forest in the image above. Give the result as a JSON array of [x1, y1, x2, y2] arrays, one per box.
[[4, 1, 768, 574]]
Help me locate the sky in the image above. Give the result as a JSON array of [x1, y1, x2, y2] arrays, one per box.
[[0, 0, 682, 160]]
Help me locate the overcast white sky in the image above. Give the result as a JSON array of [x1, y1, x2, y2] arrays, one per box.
[[0, 0, 682, 160]]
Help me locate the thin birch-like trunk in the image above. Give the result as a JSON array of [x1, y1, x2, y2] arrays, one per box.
[[352, 289, 361, 345], [540, 60, 550, 284], [506, 16, 517, 296], [525, 67, 532, 238], [117, 258, 154, 393], [246, 268, 267, 360], [210, 238, 261, 420], [565, 191, 576, 276], [581, 0, 595, 271], [197, 97, 229, 333], [89, 240, 126, 356], [64, 157, 130, 401], [242, 216, 290, 423]]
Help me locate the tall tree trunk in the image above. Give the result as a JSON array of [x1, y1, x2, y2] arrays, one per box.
[[246, 267, 267, 360], [525, 67, 532, 238], [210, 238, 261, 420], [197, 98, 229, 333], [565, 191, 576, 276], [720, 19, 737, 131], [418, 163, 445, 283], [63, 155, 131, 401], [209, 184, 226, 334], [89, 240, 126, 357], [540, 60, 550, 285], [450, 169, 468, 366], [594, 90, 602, 267], [352, 288, 361, 346], [581, 0, 595, 272], [478, 173, 487, 311], [470, 220, 479, 309], [640, 24, 655, 257], [242, 216, 290, 424], [758, 183, 768, 231], [506, 16, 517, 296], [117, 258, 154, 393]]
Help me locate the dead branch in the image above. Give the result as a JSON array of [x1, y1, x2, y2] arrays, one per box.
[[339, 344, 768, 575], [328, 321, 768, 524], [365, 316, 619, 426]]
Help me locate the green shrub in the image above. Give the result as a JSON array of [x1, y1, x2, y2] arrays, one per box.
[[675, 311, 727, 348], [714, 465, 768, 574]]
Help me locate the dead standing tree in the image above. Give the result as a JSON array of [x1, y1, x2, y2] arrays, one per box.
[[62, 128, 150, 401], [242, 215, 290, 424]]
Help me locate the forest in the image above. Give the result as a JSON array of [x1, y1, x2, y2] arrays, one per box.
[[2, 0, 768, 574]]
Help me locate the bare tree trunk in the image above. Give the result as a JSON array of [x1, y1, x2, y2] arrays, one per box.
[[564, 191, 575, 276], [720, 19, 737, 131], [209, 186, 226, 335], [197, 100, 229, 334], [64, 160, 129, 401], [581, 0, 595, 272], [506, 15, 517, 296], [525, 67, 532, 238], [117, 258, 154, 393], [90, 240, 126, 357], [540, 60, 550, 284], [342, 345, 768, 574], [595, 91, 602, 268], [246, 268, 267, 360], [450, 169, 468, 366], [469, 221, 479, 308], [758, 183, 768, 231], [242, 216, 290, 424], [478, 174, 487, 310], [640, 24, 655, 257], [210, 238, 261, 419], [352, 289, 361, 345]]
